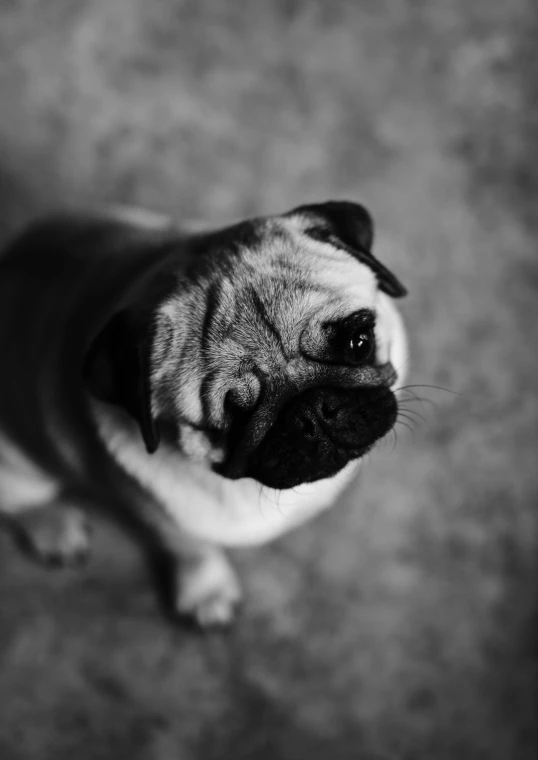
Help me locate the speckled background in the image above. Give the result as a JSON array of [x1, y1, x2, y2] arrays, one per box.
[[0, 1, 536, 758]]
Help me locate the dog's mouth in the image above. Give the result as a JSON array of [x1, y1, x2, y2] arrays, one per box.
[[215, 385, 397, 490]]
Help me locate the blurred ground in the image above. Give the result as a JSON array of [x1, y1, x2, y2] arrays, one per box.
[[0, 1, 537, 758]]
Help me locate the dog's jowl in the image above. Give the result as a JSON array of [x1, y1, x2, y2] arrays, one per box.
[[0, 201, 408, 626]]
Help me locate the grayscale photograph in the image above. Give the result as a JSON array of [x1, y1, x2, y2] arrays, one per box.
[[0, 2, 536, 759]]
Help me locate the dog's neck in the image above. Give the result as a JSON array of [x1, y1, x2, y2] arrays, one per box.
[[90, 398, 360, 547]]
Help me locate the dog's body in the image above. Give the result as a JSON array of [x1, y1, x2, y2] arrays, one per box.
[[0, 202, 408, 625]]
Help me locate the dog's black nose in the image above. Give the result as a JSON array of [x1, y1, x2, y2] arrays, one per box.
[[287, 387, 393, 450], [287, 392, 340, 438]]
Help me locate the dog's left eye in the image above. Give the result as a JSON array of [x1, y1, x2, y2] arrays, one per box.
[[346, 329, 375, 365]]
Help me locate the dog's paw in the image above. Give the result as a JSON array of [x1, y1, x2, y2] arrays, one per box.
[[174, 549, 242, 629], [14, 504, 91, 567]]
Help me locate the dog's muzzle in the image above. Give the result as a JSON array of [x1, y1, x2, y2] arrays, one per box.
[[243, 386, 397, 489], [216, 363, 398, 489]]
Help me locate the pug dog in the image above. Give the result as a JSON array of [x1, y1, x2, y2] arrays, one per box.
[[0, 201, 408, 626]]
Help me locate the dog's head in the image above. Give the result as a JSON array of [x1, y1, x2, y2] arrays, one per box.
[[86, 201, 408, 490]]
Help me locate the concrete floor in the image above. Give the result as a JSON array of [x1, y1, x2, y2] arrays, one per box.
[[0, 1, 536, 758]]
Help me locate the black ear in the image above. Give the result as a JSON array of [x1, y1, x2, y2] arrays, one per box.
[[290, 200, 407, 298], [84, 310, 160, 453]]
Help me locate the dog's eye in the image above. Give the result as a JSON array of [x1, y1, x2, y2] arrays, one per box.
[[346, 329, 374, 365], [317, 310, 377, 366]]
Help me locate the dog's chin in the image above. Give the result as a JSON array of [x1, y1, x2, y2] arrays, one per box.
[[213, 435, 367, 490], [244, 446, 369, 490]]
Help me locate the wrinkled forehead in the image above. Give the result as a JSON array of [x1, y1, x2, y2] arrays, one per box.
[[235, 215, 379, 324], [158, 215, 381, 353]]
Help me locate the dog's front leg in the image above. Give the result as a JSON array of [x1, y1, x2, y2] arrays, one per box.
[[171, 537, 242, 628], [132, 497, 242, 628]]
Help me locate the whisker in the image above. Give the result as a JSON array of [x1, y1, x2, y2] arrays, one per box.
[[395, 418, 414, 433], [395, 418, 416, 441], [397, 383, 461, 396], [400, 396, 438, 409], [383, 427, 398, 455], [379, 429, 395, 453], [398, 405, 428, 425], [256, 482, 282, 514], [397, 410, 420, 426], [396, 388, 438, 408]]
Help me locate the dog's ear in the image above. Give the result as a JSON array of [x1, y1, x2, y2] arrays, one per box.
[[290, 200, 407, 298], [84, 309, 160, 453]]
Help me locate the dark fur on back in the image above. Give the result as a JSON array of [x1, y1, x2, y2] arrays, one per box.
[[0, 215, 184, 508]]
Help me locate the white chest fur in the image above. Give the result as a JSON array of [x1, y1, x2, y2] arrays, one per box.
[[93, 402, 360, 547]]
